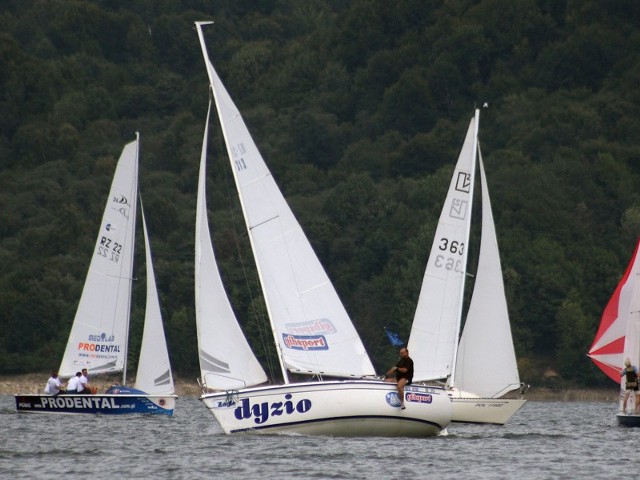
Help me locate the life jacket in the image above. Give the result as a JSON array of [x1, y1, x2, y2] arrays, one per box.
[[624, 367, 638, 389]]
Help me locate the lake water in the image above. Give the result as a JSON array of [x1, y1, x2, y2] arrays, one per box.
[[1, 395, 638, 479]]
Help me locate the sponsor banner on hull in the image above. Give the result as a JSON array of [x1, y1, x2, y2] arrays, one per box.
[[15, 395, 173, 415]]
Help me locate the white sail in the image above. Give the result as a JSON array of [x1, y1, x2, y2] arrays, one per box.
[[454, 151, 521, 398], [624, 309, 640, 389], [622, 264, 640, 389], [197, 25, 375, 380], [59, 139, 138, 378], [408, 112, 478, 383], [195, 100, 268, 390], [134, 203, 175, 395]]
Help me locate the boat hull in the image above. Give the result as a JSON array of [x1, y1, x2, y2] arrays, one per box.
[[14, 394, 177, 415], [200, 380, 452, 437], [616, 413, 640, 427], [451, 397, 527, 425]]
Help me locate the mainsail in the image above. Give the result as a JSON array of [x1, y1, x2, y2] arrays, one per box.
[[196, 23, 375, 381], [59, 139, 138, 378], [407, 112, 478, 383]]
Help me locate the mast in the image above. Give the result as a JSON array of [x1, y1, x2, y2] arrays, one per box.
[[448, 109, 479, 388], [122, 131, 140, 386]]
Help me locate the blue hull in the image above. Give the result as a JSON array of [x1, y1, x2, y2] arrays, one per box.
[[14, 394, 176, 415]]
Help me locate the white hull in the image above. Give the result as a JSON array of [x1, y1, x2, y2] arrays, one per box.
[[450, 396, 527, 424], [201, 380, 452, 436]]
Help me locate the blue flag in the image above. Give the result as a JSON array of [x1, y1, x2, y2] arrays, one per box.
[[384, 327, 404, 347]]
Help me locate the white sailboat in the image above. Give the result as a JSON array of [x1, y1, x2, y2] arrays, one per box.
[[194, 21, 452, 436], [407, 110, 527, 424], [589, 240, 640, 426], [15, 135, 177, 415]]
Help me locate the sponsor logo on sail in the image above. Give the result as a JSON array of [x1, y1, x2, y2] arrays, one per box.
[[111, 195, 130, 219], [78, 343, 121, 353], [88, 333, 115, 342], [79, 333, 120, 355], [285, 319, 337, 336], [282, 334, 328, 351], [449, 198, 468, 220], [234, 394, 312, 425], [455, 171, 471, 193]]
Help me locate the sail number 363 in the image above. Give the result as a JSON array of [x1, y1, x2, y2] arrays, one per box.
[[434, 237, 464, 272]]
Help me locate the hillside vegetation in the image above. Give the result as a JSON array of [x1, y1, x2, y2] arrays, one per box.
[[1, 0, 639, 388]]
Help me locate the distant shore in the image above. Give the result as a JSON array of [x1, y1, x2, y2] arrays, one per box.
[[2, 373, 202, 397], [1, 373, 618, 402]]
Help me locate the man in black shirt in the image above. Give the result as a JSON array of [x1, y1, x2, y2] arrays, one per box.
[[385, 347, 414, 409]]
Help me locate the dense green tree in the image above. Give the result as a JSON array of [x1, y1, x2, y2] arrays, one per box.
[[1, 0, 640, 389]]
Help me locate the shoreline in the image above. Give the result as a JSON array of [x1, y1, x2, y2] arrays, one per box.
[[1, 374, 618, 402]]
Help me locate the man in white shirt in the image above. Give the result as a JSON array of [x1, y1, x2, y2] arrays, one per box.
[[44, 372, 64, 395], [65, 372, 81, 393], [78, 368, 93, 394]]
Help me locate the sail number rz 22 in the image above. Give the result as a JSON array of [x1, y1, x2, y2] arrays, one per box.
[[97, 236, 122, 263]]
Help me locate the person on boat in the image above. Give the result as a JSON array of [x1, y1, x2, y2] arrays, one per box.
[[63, 372, 81, 394], [620, 358, 639, 414], [77, 368, 95, 394], [385, 347, 414, 409], [44, 371, 65, 395]]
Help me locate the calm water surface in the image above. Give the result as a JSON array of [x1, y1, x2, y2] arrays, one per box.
[[1, 395, 638, 479]]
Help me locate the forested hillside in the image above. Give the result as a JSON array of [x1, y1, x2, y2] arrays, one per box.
[[1, 0, 639, 387]]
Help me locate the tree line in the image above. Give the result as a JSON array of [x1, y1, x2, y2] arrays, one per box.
[[1, 0, 639, 388]]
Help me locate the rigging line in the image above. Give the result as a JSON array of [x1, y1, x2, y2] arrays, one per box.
[[216, 128, 278, 383]]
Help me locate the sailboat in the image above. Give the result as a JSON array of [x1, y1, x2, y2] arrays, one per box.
[[194, 21, 452, 436], [589, 240, 640, 426], [407, 109, 527, 425], [15, 135, 177, 415]]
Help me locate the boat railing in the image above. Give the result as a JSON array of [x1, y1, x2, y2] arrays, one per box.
[[198, 373, 248, 394], [495, 382, 530, 399]]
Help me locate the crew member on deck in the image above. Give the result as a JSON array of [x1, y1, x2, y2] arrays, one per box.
[[44, 371, 65, 395], [621, 358, 639, 415], [64, 372, 81, 394], [78, 368, 95, 394], [385, 347, 414, 409]]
